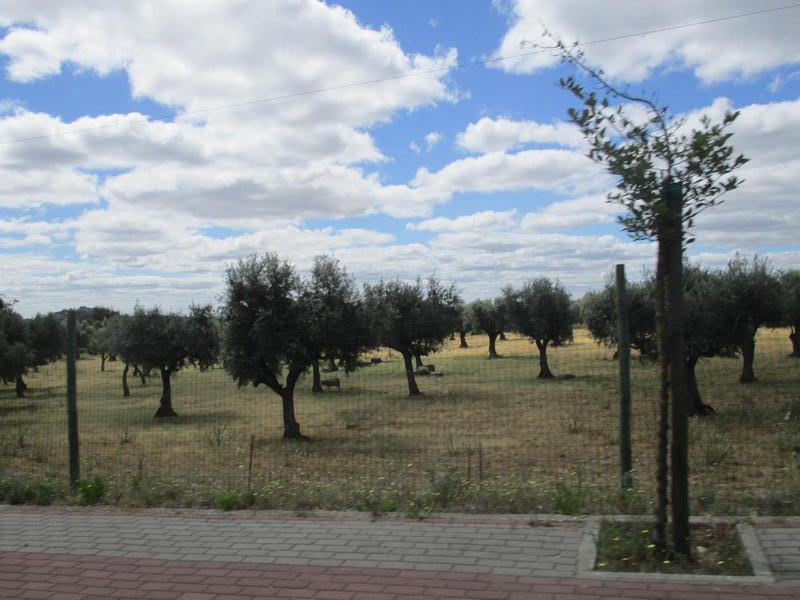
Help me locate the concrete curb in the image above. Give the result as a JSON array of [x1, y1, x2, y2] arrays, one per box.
[[576, 519, 776, 585]]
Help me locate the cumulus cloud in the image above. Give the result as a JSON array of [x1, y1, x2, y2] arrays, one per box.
[[457, 116, 583, 153], [492, 0, 800, 82], [424, 131, 443, 151], [0, 1, 459, 218], [407, 210, 518, 233]]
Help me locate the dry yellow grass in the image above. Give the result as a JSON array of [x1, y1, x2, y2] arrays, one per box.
[[1, 328, 798, 514]]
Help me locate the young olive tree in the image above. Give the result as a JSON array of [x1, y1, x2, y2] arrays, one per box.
[[364, 277, 460, 396], [454, 302, 471, 349], [125, 305, 219, 418], [505, 279, 573, 378], [469, 298, 506, 359], [545, 39, 748, 556]]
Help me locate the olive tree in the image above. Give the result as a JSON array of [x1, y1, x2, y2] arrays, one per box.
[[505, 279, 573, 379], [222, 254, 367, 439], [124, 305, 219, 418], [718, 256, 782, 383], [307, 255, 372, 393], [0, 299, 32, 398], [364, 277, 460, 396], [469, 298, 506, 359], [781, 269, 800, 358], [583, 276, 657, 361], [26, 313, 65, 371]]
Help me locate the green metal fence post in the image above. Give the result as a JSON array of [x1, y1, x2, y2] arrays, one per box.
[[66, 310, 80, 490], [616, 264, 633, 490]]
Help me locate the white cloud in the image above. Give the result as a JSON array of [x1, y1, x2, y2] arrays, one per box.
[[409, 140, 421, 154], [424, 130, 443, 151], [411, 147, 607, 196], [407, 210, 518, 233], [457, 116, 583, 153], [0, 1, 460, 218], [492, 1, 800, 83], [521, 194, 618, 230]]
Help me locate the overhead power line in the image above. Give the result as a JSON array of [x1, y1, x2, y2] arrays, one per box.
[[2, 2, 799, 146]]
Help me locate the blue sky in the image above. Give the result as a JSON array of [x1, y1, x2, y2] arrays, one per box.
[[0, 1, 798, 315]]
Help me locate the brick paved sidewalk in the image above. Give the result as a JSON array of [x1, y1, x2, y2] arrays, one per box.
[[1, 507, 798, 599]]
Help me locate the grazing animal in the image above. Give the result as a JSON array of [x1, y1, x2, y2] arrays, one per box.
[[321, 377, 341, 390], [415, 367, 430, 376]]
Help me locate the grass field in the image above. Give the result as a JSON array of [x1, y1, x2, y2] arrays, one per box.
[[1, 328, 798, 515]]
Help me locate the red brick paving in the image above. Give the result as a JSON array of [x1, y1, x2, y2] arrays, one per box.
[[1, 553, 798, 600]]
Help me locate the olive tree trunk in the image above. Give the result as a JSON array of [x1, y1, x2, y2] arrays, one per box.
[[122, 363, 130, 397], [100, 354, 106, 372], [459, 331, 469, 348], [15, 375, 25, 398], [311, 358, 323, 393], [414, 353, 424, 368], [154, 368, 177, 418], [535, 340, 553, 379], [789, 325, 799, 358], [488, 333, 499, 359], [686, 356, 715, 417], [402, 351, 421, 396], [739, 336, 757, 383]]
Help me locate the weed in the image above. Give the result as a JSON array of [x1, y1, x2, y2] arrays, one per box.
[[553, 480, 585, 515], [213, 489, 240, 511], [78, 476, 106, 505]]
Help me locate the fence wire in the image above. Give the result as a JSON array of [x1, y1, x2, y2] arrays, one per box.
[[1, 326, 798, 516]]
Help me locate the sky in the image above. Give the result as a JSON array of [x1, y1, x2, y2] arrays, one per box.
[[0, 0, 799, 317]]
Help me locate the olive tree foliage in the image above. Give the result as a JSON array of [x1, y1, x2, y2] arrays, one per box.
[[124, 305, 219, 419], [26, 313, 65, 370], [505, 278, 573, 379], [0, 298, 33, 398], [469, 298, 506, 359], [718, 256, 783, 383], [542, 36, 748, 557], [307, 255, 373, 393], [781, 269, 800, 358], [364, 277, 460, 396], [582, 275, 657, 361]]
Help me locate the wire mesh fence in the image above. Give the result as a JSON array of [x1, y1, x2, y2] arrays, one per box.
[[1, 326, 798, 515]]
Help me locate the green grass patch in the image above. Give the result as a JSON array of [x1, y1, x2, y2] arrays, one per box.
[[595, 521, 752, 576]]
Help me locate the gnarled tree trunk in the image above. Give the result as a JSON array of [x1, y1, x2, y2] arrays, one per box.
[[686, 356, 715, 417], [327, 357, 338, 372], [488, 333, 499, 359], [281, 388, 302, 439], [739, 336, 757, 383], [15, 375, 25, 398], [459, 331, 469, 348], [789, 325, 799, 358], [535, 340, 553, 379], [154, 368, 177, 418], [311, 358, 323, 393], [122, 363, 130, 397], [100, 354, 106, 372], [414, 353, 424, 368], [402, 351, 421, 396]]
